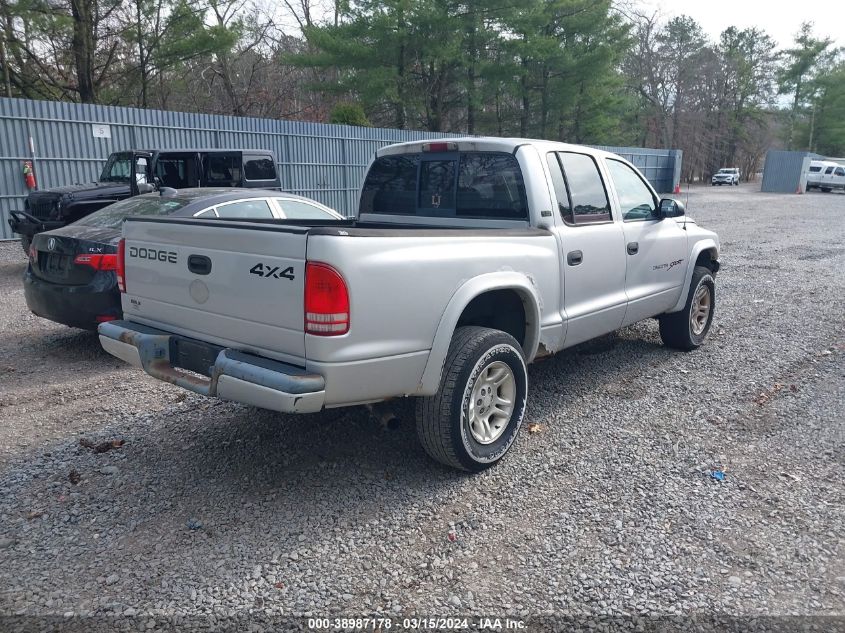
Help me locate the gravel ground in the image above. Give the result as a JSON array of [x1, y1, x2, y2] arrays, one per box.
[[0, 184, 843, 630]]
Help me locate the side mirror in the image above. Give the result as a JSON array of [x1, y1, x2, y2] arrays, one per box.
[[659, 198, 685, 218]]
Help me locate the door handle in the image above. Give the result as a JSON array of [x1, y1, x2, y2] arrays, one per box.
[[627, 242, 639, 255], [188, 254, 212, 275], [566, 250, 583, 266]]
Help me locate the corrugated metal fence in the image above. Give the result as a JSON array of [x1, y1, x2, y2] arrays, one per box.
[[0, 97, 682, 239]]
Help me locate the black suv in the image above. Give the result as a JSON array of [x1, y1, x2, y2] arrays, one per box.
[[9, 149, 280, 251]]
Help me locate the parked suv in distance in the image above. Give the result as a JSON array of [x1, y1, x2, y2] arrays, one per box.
[[711, 168, 740, 186], [9, 149, 280, 252]]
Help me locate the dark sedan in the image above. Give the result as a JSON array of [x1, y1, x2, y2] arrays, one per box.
[[24, 188, 343, 329]]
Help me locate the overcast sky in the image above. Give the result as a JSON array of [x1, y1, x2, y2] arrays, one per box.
[[647, 0, 844, 49]]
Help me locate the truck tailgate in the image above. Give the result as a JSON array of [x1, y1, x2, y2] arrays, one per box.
[[121, 218, 308, 360]]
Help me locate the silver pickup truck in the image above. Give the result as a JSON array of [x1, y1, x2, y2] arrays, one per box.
[[99, 138, 720, 471]]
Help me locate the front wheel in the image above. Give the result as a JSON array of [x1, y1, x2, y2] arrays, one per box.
[[659, 266, 716, 351], [415, 326, 527, 471]]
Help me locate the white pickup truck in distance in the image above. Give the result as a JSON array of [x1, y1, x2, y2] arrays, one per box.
[[99, 138, 720, 471], [816, 162, 845, 192]]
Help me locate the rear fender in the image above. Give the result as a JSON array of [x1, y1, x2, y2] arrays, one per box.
[[417, 272, 542, 395]]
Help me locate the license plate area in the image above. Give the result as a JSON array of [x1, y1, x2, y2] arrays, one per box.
[[170, 337, 224, 378], [42, 253, 70, 277]]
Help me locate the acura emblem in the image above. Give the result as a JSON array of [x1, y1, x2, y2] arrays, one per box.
[[47, 237, 56, 251]]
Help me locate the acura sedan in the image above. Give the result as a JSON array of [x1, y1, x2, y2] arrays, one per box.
[[24, 188, 343, 329]]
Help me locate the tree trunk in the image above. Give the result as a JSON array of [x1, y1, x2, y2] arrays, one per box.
[[495, 84, 503, 136], [786, 76, 802, 150], [0, 31, 11, 98], [395, 8, 407, 130], [539, 65, 549, 138], [136, 0, 147, 108], [396, 42, 406, 129], [519, 52, 529, 137], [70, 0, 96, 103], [465, 22, 477, 134]]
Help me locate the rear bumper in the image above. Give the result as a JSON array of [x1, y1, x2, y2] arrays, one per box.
[[98, 320, 326, 413], [24, 270, 121, 330]]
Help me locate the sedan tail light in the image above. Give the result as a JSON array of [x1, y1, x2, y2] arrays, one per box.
[[74, 254, 118, 270], [304, 262, 349, 335], [116, 239, 126, 292]]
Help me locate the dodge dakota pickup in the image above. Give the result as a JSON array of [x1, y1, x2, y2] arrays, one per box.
[[98, 138, 720, 471]]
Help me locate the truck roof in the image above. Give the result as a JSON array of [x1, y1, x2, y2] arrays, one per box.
[[377, 137, 619, 159]]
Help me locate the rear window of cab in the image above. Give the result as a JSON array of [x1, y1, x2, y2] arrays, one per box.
[[360, 152, 528, 220]]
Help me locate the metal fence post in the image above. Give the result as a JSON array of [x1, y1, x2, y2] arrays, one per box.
[[340, 135, 350, 217], [675, 149, 683, 191], [282, 133, 291, 192]]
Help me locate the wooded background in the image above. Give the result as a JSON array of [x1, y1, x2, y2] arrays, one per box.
[[1, 0, 842, 181]]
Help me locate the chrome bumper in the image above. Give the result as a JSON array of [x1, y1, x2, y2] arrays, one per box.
[[98, 320, 325, 413]]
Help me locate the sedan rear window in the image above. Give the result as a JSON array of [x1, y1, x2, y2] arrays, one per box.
[[73, 195, 192, 229], [360, 151, 528, 220]]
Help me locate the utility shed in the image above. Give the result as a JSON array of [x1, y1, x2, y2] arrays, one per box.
[[761, 150, 820, 193]]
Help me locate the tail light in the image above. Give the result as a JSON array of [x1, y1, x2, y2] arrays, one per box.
[[116, 239, 126, 292], [422, 142, 458, 153], [74, 254, 118, 270], [304, 262, 349, 335]]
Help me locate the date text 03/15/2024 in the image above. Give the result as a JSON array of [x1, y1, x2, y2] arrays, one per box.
[[306, 617, 526, 630]]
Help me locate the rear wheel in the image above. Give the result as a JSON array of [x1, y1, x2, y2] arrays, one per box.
[[20, 235, 31, 255], [659, 265, 715, 351], [415, 326, 527, 471]]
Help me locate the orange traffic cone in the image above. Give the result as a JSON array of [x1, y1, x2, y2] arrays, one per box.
[[673, 183, 681, 194]]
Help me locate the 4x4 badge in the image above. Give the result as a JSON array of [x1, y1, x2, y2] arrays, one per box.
[[250, 262, 295, 280]]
